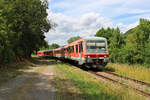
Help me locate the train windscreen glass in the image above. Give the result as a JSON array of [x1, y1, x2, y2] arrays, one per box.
[[86, 40, 106, 53]]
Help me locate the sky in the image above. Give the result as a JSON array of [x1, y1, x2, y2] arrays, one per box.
[[45, 0, 150, 45]]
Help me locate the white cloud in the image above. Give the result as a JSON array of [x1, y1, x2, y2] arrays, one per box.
[[46, 0, 150, 45], [50, 0, 150, 18], [116, 22, 139, 33], [117, 18, 150, 33], [46, 11, 113, 45], [80, 13, 111, 28]]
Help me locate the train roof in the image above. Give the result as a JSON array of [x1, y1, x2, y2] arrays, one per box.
[[54, 47, 62, 51], [38, 49, 53, 52], [83, 37, 106, 41], [67, 37, 107, 46], [38, 37, 107, 52]]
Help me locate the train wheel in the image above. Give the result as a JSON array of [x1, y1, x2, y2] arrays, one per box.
[[82, 64, 89, 71]]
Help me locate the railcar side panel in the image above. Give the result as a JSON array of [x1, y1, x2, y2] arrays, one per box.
[[37, 37, 109, 68]]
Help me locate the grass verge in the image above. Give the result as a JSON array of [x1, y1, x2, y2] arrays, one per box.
[[55, 63, 146, 100], [0, 59, 35, 86], [106, 63, 150, 82]]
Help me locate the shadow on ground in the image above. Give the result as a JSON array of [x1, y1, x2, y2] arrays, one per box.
[[0, 68, 99, 100]]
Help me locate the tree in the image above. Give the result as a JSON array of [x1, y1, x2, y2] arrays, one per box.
[[6, 0, 51, 58], [0, 0, 15, 63], [95, 27, 125, 63], [109, 27, 125, 62], [109, 27, 125, 48], [144, 41, 150, 65], [0, 0, 51, 64], [95, 19, 150, 66], [40, 43, 60, 50], [49, 43, 60, 49], [95, 27, 113, 44], [67, 36, 81, 44], [124, 19, 150, 64]]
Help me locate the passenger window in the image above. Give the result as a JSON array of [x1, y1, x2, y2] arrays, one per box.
[[70, 46, 73, 53], [76, 45, 78, 53], [72, 46, 75, 53], [79, 42, 83, 53]]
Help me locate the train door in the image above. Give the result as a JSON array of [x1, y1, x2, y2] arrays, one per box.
[[75, 44, 79, 57], [79, 42, 83, 64], [62, 48, 65, 59]]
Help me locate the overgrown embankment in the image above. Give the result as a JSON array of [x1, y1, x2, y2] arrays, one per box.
[[55, 62, 146, 100], [106, 63, 150, 82]]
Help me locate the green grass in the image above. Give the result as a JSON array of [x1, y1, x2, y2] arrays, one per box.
[[55, 63, 146, 100], [106, 63, 150, 82]]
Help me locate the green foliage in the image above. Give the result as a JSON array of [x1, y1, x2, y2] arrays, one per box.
[[40, 43, 60, 50], [95, 27, 113, 44], [0, 0, 51, 64], [144, 41, 150, 65], [0, 1, 15, 63], [96, 27, 125, 63], [124, 19, 150, 64], [49, 43, 60, 49], [67, 36, 81, 44], [95, 19, 150, 66]]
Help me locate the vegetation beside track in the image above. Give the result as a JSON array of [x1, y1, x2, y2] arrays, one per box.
[[0, 60, 35, 86], [106, 63, 150, 82], [55, 62, 146, 100], [96, 19, 150, 66], [54, 65, 82, 100]]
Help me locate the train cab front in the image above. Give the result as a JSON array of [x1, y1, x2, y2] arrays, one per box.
[[84, 37, 109, 68]]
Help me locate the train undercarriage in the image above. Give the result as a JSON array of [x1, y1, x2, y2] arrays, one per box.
[[83, 57, 109, 69]]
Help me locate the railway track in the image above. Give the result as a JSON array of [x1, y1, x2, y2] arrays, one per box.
[[104, 71, 150, 87], [88, 71, 150, 98]]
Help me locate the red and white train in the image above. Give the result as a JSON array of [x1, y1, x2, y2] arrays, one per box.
[[37, 37, 109, 68]]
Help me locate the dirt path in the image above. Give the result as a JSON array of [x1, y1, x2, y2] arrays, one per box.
[[0, 59, 56, 100]]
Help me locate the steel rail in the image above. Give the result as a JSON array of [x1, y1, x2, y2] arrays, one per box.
[[88, 71, 150, 98], [104, 71, 150, 87]]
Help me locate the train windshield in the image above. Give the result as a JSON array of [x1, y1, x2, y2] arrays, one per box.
[[86, 40, 106, 53]]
